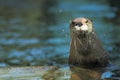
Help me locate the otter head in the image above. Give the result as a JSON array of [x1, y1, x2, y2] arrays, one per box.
[[70, 18, 93, 38]]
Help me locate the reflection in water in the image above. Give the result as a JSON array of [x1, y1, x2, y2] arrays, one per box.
[[0, 0, 120, 79], [70, 65, 120, 80], [39, 65, 120, 80], [0, 65, 119, 80], [42, 66, 71, 80], [70, 66, 102, 80]]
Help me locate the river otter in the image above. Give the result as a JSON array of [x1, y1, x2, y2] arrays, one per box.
[[69, 17, 110, 68]]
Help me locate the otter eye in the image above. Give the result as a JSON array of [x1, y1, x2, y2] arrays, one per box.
[[75, 23, 78, 26], [71, 21, 83, 27], [86, 20, 88, 23]]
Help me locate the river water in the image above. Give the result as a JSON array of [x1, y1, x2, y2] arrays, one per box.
[[0, 0, 119, 67]]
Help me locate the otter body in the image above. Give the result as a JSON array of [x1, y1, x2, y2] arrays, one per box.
[[69, 18, 109, 67]]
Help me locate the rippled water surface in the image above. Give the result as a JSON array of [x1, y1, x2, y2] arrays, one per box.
[[0, 0, 119, 67]]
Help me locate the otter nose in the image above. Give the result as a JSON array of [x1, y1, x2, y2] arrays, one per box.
[[75, 22, 83, 27]]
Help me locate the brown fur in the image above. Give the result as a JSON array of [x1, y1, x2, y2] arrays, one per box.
[[69, 18, 109, 68]]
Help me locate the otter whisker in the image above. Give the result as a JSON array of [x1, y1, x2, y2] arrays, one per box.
[[69, 17, 109, 67], [73, 37, 78, 54]]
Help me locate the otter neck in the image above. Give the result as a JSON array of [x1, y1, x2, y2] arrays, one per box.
[[71, 31, 93, 52]]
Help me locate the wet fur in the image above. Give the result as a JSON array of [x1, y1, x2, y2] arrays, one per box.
[[69, 19, 109, 67]]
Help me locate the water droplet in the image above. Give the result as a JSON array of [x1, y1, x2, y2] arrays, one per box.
[[59, 9, 62, 13], [62, 29, 65, 32]]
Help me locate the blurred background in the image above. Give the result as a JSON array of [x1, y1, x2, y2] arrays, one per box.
[[0, 0, 119, 67]]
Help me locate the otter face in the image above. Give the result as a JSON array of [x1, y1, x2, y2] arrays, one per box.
[[70, 18, 93, 36]]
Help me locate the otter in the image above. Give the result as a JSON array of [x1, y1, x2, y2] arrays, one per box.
[[69, 17, 110, 68]]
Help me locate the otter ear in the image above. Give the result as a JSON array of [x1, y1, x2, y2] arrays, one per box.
[[86, 18, 93, 23]]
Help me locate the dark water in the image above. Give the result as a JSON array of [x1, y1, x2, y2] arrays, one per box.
[[0, 0, 119, 67]]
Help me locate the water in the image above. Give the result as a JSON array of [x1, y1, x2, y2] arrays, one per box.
[[0, 0, 119, 67]]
